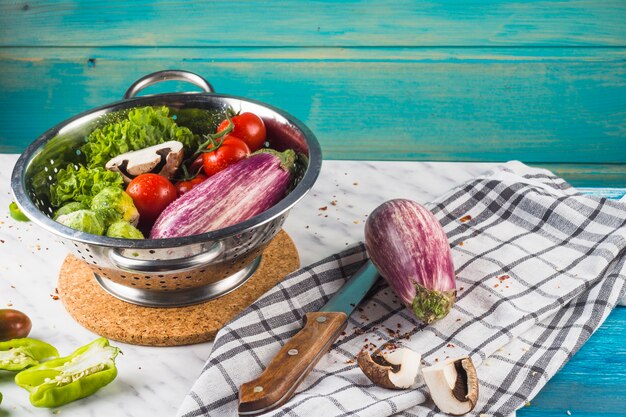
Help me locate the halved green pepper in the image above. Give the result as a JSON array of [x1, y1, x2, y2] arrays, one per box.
[[0, 338, 59, 371], [15, 337, 120, 408]]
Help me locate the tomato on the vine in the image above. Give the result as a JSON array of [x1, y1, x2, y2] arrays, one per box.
[[217, 112, 266, 152], [202, 136, 250, 177], [126, 174, 178, 227], [175, 174, 207, 196]]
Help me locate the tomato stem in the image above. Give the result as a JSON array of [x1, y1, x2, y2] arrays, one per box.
[[184, 113, 235, 166]]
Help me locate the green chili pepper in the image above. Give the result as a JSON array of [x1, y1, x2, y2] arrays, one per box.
[[15, 338, 120, 408], [0, 338, 58, 371], [9, 202, 29, 222]]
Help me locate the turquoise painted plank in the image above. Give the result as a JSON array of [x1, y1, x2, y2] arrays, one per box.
[[1, 0, 625, 47], [1, 48, 625, 187], [518, 307, 626, 417]]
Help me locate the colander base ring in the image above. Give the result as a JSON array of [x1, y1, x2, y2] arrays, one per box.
[[93, 255, 262, 307]]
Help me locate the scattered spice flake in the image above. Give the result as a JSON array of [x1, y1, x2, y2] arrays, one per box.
[[498, 274, 510, 282], [459, 287, 464, 291], [459, 241, 464, 246], [50, 294, 59, 300], [330, 200, 337, 206], [318, 206, 328, 211], [353, 328, 365, 335], [0, 239, 4, 243], [494, 283, 499, 288], [459, 214, 472, 222], [353, 182, 358, 186], [6, 303, 12, 307], [341, 331, 346, 336], [446, 343, 455, 348], [353, 220, 360, 224], [346, 359, 354, 364], [305, 225, 309, 229], [456, 318, 462, 322], [10, 285, 15, 289], [397, 323, 402, 328], [434, 358, 439, 362]]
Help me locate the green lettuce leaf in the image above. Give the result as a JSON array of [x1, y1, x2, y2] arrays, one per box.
[[50, 165, 124, 208], [81, 106, 196, 168]]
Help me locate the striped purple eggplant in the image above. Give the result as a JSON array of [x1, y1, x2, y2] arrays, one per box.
[[364, 199, 456, 324], [150, 149, 295, 239]]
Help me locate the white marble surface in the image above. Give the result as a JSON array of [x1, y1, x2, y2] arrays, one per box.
[[0, 155, 619, 416]]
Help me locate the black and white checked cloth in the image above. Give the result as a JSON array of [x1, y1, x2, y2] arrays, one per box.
[[177, 162, 626, 417]]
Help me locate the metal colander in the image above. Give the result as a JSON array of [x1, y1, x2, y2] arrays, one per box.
[[11, 70, 321, 307]]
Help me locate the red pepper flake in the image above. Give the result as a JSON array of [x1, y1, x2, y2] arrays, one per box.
[[331, 200, 338, 206], [456, 318, 462, 322], [498, 275, 510, 282], [305, 225, 309, 229], [494, 283, 499, 288], [50, 294, 59, 300], [459, 287, 464, 291], [364, 338, 369, 342], [6, 303, 13, 307], [341, 331, 346, 336], [353, 220, 360, 224], [353, 182, 359, 186], [319, 206, 328, 211], [10, 285, 15, 289], [459, 215, 472, 223], [0, 240, 4, 243], [434, 358, 439, 362], [353, 328, 365, 335], [397, 323, 402, 328], [346, 359, 354, 364], [459, 241, 465, 246]]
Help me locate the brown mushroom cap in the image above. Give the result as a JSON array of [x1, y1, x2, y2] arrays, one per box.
[[357, 348, 421, 390], [356, 350, 398, 389]]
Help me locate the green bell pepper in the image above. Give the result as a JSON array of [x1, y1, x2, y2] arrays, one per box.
[[15, 337, 120, 408], [0, 338, 58, 371], [9, 202, 29, 222]]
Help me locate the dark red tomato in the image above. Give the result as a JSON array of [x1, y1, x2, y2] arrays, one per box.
[[0, 309, 32, 341], [217, 112, 266, 152], [202, 136, 250, 177], [126, 174, 178, 226], [175, 174, 207, 196]]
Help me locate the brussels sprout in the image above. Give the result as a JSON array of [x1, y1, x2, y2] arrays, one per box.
[[95, 207, 121, 227], [105, 220, 144, 239], [56, 210, 105, 235], [53, 202, 86, 220], [90, 187, 139, 226]]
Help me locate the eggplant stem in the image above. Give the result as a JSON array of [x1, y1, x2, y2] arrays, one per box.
[[411, 285, 456, 324]]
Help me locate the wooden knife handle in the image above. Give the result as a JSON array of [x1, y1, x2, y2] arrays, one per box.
[[238, 311, 347, 416]]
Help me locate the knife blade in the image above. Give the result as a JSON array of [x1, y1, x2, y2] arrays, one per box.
[[237, 260, 379, 416]]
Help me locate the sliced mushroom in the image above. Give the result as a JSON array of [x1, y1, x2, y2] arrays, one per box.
[[105, 141, 184, 183], [422, 356, 479, 415], [357, 348, 421, 389]]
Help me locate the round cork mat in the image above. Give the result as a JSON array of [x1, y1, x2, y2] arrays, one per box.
[[57, 231, 299, 346]]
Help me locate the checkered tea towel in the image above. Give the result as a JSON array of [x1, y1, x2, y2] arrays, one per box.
[[177, 161, 626, 417]]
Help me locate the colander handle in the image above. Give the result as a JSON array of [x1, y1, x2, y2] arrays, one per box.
[[123, 70, 215, 99], [109, 241, 224, 273]]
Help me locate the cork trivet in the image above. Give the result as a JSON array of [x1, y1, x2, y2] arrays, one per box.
[[57, 231, 299, 346]]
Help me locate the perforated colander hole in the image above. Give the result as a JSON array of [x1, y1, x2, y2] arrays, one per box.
[[161, 285, 167, 289], [145, 283, 151, 287], [157, 274, 164, 278], [199, 269, 206, 273], [159, 281, 166, 284], [133, 277, 140, 280], [185, 275, 192, 279], [131, 282, 137, 286], [120, 274, 127, 278], [144, 276, 150, 279]]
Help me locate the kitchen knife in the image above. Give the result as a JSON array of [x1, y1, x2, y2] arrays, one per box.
[[238, 260, 379, 416]]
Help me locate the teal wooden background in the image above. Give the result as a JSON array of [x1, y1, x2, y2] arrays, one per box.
[[1, 1, 625, 416]]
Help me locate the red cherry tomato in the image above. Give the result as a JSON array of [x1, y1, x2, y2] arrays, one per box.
[[175, 174, 207, 196], [126, 174, 178, 227], [217, 112, 266, 152], [202, 136, 250, 177]]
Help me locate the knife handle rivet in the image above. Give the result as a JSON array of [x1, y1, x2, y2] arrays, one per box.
[[253, 386, 263, 393], [288, 349, 299, 356], [316, 316, 327, 323]]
